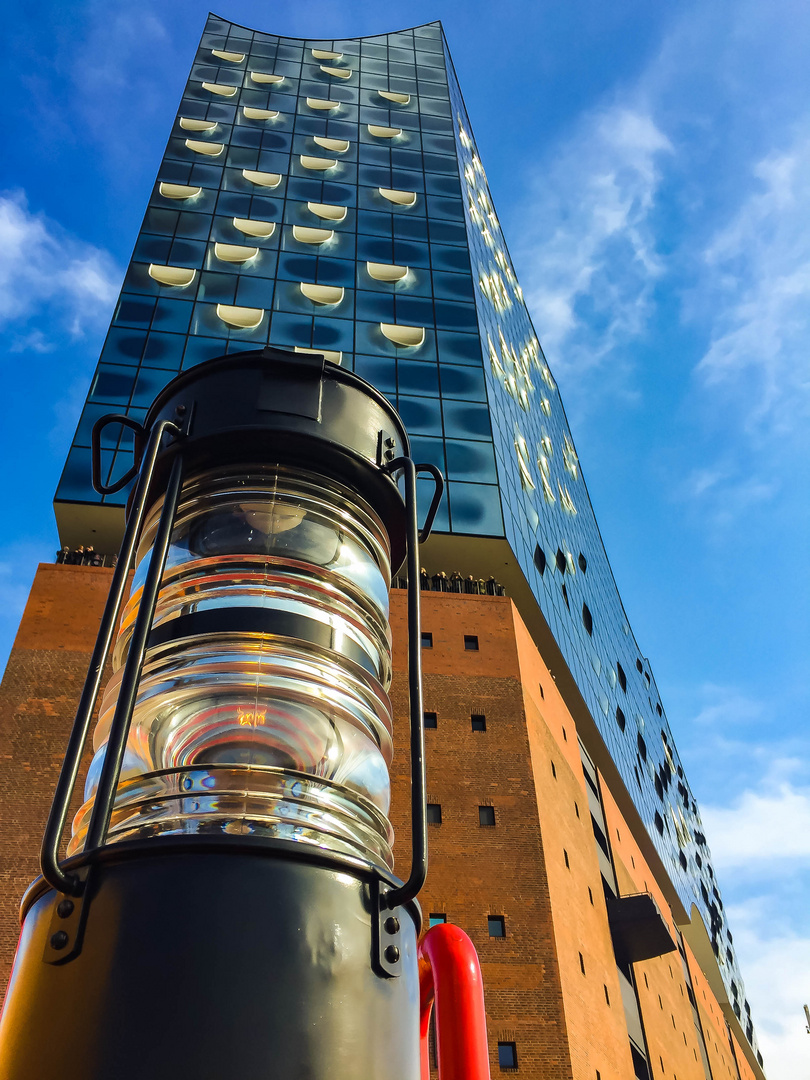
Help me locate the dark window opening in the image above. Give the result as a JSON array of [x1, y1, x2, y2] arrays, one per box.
[[424, 711, 438, 729], [578, 552, 587, 572], [654, 775, 664, 801], [551, 760, 557, 778], [427, 803, 442, 824], [471, 714, 486, 732], [656, 703, 662, 717], [533, 544, 546, 575], [579, 952, 586, 975], [604, 984, 611, 1006], [561, 583, 570, 609], [616, 706, 626, 731], [556, 548, 567, 573], [582, 603, 593, 636], [574, 802, 580, 818], [562, 726, 567, 740], [637, 733, 647, 761], [634, 766, 641, 789], [564, 849, 570, 868], [488, 915, 505, 938], [636, 658, 644, 673], [679, 851, 687, 870], [617, 663, 627, 692], [498, 1042, 517, 1070], [428, 913, 446, 927], [654, 812, 664, 835], [538, 682, 544, 699], [588, 886, 594, 905], [478, 805, 496, 826], [464, 635, 479, 651], [592, 818, 610, 858], [421, 632, 433, 649]]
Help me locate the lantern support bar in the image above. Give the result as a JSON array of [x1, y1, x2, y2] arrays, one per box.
[[40, 418, 181, 896]]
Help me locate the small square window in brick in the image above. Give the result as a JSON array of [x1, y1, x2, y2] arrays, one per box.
[[488, 915, 505, 938], [426, 803, 442, 824], [498, 1042, 517, 1070], [464, 634, 479, 651], [478, 805, 495, 826]]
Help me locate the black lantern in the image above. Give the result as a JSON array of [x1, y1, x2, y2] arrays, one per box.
[[0, 348, 445, 1080]]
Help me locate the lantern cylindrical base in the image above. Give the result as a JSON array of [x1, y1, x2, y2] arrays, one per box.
[[0, 844, 421, 1080]]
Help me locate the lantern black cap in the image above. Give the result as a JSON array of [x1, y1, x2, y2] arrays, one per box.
[[141, 347, 410, 567]]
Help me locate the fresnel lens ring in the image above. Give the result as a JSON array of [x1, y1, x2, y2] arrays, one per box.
[[0, 348, 490, 1080]]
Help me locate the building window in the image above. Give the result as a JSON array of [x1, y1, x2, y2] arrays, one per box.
[[637, 733, 647, 761], [533, 544, 546, 575], [561, 583, 570, 609], [421, 632, 433, 648], [636, 658, 644, 673], [464, 634, 479, 651], [427, 803, 442, 825], [579, 952, 586, 975], [556, 548, 566, 573], [428, 913, 446, 927], [424, 711, 438, 729], [617, 662, 627, 692], [488, 915, 506, 937], [615, 706, 626, 731], [604, 985, 610, 1005], [478, 805, 496, 826], [498, 1042, 517, 1070], [579, 552, 587, 572], [582, 603, 593, 636], [471, 714, 486, 732], [564, 849, 570, 868], [551, 760, 557, 779], [654, 811, 664, 835]]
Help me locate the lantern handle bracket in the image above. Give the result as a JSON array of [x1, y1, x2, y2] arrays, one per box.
[[380, 457, 444, 913], [91, 414, 147, 495]]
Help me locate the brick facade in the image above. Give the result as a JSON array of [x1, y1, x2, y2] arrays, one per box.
[[0, 566, 747, 1079]]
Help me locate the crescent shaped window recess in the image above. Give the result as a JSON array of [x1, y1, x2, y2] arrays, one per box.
[[179, 117, 217, 132], [311, 49, 343, 60], [300, 155, 336, 171], [202, 82, 237, 97], [212, 49, 245, 62], [216, 304, 264, 329], [299, 282, 344, 305], [214, 243, 259, 263], [185, 139, 224, 156], [250, 71, 284, 84], [159, 182, 201, 200], [306, 202, 347, 222], [292, 226, 334, 244], [366, 262, 408, 282], [148, 265, 197, 288], [313, 136, 350, 153], [242, 170, 282, 188], [233, 218, 276, 238], [378, 188, 416, 207], [306, 97, 340, 111], [320, 65, 351, 79], [378, 90, 410, 105], [243, 107, 279, 120], [294, 346, 343, 365], [367, 125, 401, 139], [380, 323, 425, 347]]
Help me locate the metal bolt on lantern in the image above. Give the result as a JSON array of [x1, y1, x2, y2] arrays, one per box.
[[0, 348, 490, 1080]]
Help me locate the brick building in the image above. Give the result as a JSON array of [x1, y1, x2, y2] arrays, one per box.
[[0, 13, 764, 1080]]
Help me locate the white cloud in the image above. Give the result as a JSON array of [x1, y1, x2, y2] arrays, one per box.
[[513, 106, 672, 376], [702, 782, 810, 867], [724, 900, 810, 1080], [695, 131, 810, 435], [0, 190, 120, 346]]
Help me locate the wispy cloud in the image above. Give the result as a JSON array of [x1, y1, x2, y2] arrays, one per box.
[[702, 781, 810, 868], [513, 106, 672, 377], [695, 130, 810, 436], [724, 899, 810, 1079], [0, 190, 120, 349]]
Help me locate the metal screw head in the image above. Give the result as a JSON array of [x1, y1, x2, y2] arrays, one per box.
[[50, 931, 69, 951], [384, 945, 400, 964], [56, 899, 74, 919], [175, 404, 187, 415], [384, 916, 400, 936]]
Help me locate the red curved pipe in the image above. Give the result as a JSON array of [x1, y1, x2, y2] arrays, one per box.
[[418, 923, 491, 1080]]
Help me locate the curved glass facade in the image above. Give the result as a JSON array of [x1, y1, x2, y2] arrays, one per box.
[[54, 14, 759, 1062]]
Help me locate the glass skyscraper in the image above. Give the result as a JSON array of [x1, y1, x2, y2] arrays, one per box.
[[53, 14, 761, 1070]]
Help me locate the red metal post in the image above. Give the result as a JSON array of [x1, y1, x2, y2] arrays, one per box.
[[418, 923, 491, 1080]]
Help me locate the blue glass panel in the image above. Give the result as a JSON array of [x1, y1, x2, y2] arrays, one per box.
[[114, 296, 155, 329], [57, 448, 95, 502], [134, 234, 172, 262], [445, 439, 498, 482], [447, 482, 503, 535], [397, 360, 439, 396], [434, 301, 478, 332], [312, 316, 354, 350], [131, 367, 179, 408], [90, 365, 136, 404], [198, 271, 238, 303], [442, 400, 492, 439], [439, 364, 487, 401], [432, 272, 475, 302], [235, 276, 275, 306], [417, 474, 449, 532], [429, 244, 471, 271], [153, 298, 194, 334], [396, 395, 443, 435], [101, 328, 147, 366], [354, 355, 396, 392], [182, 335, 228, 369], [269, 312, 313, 346], [143, 332, 186, 369]]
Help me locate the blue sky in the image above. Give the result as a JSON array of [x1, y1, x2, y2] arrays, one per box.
[[2, 1, 808, 1073]]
